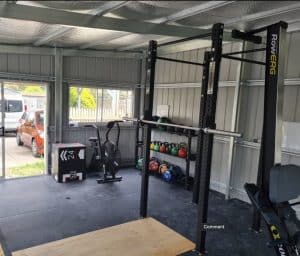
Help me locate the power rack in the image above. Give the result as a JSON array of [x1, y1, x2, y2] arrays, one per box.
[[133, 21, 289, 255]]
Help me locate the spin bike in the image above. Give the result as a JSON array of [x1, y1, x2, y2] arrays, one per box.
[[87, 121, 123, 184], [245, 165, 300, 256]]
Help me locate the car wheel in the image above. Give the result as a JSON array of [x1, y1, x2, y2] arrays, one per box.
[[32, 139, 40, 157], [16, 133, 24, 146]]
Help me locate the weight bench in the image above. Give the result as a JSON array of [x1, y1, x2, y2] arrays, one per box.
[[269, 164, 300, 204], [245, 164, 300, 255]]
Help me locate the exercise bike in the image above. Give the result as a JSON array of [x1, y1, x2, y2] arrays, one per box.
[[87, 121, 123, 184], [245, 164, 300, 256]]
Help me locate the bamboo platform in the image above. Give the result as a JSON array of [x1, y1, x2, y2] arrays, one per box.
[[13, 218, 195, 256]]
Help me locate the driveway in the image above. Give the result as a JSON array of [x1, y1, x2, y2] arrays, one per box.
[[0, 134, 43, 168]]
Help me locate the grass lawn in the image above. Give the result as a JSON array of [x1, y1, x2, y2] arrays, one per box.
[[7, 160, 45, 178]]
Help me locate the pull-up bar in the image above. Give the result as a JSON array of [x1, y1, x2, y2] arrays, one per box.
[[222, 55, 266, 66], [223, 48, 266, 56], [157, 56, 204, 66], [158, 32, 212, 47]]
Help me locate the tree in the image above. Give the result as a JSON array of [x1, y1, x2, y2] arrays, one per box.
[[23, 86, 45, 95], [69, 87, 96, 109], [69, 87, 78, 107], [81, 88, 96, 109]]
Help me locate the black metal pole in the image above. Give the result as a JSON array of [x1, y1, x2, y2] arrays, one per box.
[[193, 51, 210, 203], [252, 21, 288, 231], [140, 40, 157, 218], [195, 23, 224, 254], [185, 133, 192, 190]]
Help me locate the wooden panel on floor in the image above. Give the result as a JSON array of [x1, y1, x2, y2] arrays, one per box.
[[0, 244, 4, 256], [13, 218, 195, 256]]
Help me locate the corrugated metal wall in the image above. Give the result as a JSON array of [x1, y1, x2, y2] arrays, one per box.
[[0, 54, 140, 86], [0, 54, 54, 79], [0, 53, 141, 171], [151, 31, 300, 201], [63, 56, 140, 86]]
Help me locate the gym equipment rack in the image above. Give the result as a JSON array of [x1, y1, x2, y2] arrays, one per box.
[[137, 23, 242, 255], [136, 20, 289, 255]]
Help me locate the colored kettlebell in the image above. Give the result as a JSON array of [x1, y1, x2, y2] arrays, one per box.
[[153, 141, 160, 152], [178, 143, 187, 158], [157, 117, 169, 131], [136, 158, 143, 170], [159, 163, 169, 174], [150, 141, 155, 150], [171, 143, 178, 156], [159, 142, 166, 153], [149, 157, 160, 172], [162, 170, 172, 182], [164, 142, 170, 154]]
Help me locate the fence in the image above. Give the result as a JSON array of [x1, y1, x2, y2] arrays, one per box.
[[69, 106, 131, 122]]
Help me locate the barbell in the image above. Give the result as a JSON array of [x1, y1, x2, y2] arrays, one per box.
[[124, 118, 242, 138]]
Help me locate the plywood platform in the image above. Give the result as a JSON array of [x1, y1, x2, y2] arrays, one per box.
[[13, 218, 195, 256], [0, 244, 4, 256]]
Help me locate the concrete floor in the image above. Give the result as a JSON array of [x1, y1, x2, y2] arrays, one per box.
[[0, 135, 43, 176], [0, 169, 279, 256]]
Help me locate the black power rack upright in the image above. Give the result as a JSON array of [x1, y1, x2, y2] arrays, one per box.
[[140, 23, 225, 222]]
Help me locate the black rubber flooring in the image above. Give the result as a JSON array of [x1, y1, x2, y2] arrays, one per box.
[[0, 169, 275, 256]]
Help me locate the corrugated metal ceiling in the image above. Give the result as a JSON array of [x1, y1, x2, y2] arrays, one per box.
[[0, 1, 299, 51]]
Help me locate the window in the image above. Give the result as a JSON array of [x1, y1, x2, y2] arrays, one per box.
[[27, 112, 35, 122], [36, 112, 44, 125], [0, 100, 23, 113], [69, 86, 133, 123]]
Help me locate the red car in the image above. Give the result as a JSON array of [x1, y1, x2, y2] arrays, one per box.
[[16, 110, 44, 157]]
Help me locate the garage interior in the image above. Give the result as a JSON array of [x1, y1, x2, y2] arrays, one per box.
[[0, 1, 300, 256]]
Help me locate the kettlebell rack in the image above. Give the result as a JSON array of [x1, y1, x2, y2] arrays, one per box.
[[131, 119, 197, 190]]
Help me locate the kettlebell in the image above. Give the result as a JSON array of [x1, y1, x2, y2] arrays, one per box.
[[153, 141, 160, 152], [150, 141, 155, 150], [170, 143, 178, 156], [162, 170, 172, 182], [164, 142, 170, 154], [159, 163, 169, 174], [159, 142, 166, 153], [149, 157, 160, 172], [178, 143, 187, 158], [157, 117, 169, 131], [136, 158, 143, 170]]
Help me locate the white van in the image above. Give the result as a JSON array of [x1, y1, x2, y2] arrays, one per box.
[[1, 89, 25, 132]]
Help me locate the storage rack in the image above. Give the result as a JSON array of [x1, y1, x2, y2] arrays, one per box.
[[135, 123, 196, 189]]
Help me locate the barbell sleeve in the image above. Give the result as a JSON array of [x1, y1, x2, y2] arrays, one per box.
[[202, 128, 242, 138], [141, 120, 201, 131]]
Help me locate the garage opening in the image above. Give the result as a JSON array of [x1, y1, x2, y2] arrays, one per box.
[[0, 81, 47, 179]]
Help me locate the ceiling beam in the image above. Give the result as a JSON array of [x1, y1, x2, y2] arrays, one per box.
[[225, 2, 300, 26], [0, 44, 143, 58], [33, 1, 129, 46], [199, 2, 300, 29], [81, 1, 235, 50], [150, 1, 235, 24], [0, 3, 211, 38]]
